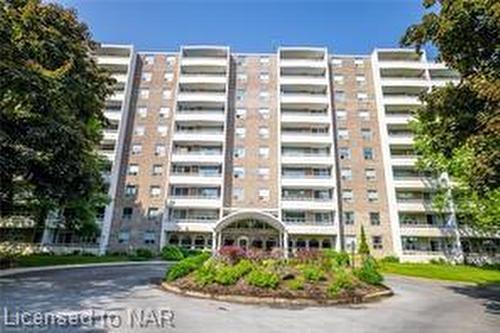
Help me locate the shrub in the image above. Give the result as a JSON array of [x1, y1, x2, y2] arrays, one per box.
[[355, 256, 383, 285], [358, 226, 370, 256], [286, 277, 305, 290], [161, 246, 185, 261], [429, 258, 448, 265], [194, 261, 217, 286], [135, 248, 153, 259], [328, 270, 354, 297], [301, 265, 326, 282], [218, 246, 246, 264], [180, 248, 203, 258], [215, 259, 254, 285], [322, 249, 350, 267], [165, 253, 210, 282], [295, 248, 322, 263], [380, 256, 400, 263], [246, 269, 280, 289]]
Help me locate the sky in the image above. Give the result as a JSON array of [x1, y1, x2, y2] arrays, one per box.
[[54, 0, 429, 55]]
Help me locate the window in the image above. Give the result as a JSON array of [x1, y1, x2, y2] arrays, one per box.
[[358, 110, 370, 120], [337, 128, 349, 140], [363, 147, 374, 160], [341, 168, 352, 181], [259, 108, 270, 119], [259, 146, 269, 158], [331, 58, 342, 67], [354, 58, 364, 67], [128, 164, 139, 175], [236, 108, 246, 119], [164, 72, 173, 81], [365, 168, 376, 181], [150, 186, 161, 197], [157, 125, 168, 137], [333, 75, 344, 84], [155, 144, 166, 156], [122, 207, 133, 219], [234, 147, 245, 158], [361, 128, 372, 140], [259, 127, 269, 139], [372, 236, 383, 249], [144, 231, 155, 244], [235, 127, 246, 138], [134, 125, 145, 136], [237, 73, 247, 82], [357, 92, 368, 101], [260, 57, 269, 65], [148, 208, 161, 220], [259, 91, 270, 101], [339, 147, 351, 160], [368, 189, 378, 202], [125, 184, 137, 196], [233, 188, 244, 201], [336, 109, 347, 120], [162, 89, 172, 100], [356, 75, 366, 85], [258, 189, 270, 201], [236, 89, 246, 101], [118, 231, 129, 244], [258, 168, 269, 180], [334, 91, 345, 102], [159, 107, 170, 118], [152, 164, 163, 176], [141, 72, 152, 82], [140, 88, 149, 99], [144, 55, 154, 65], [131, 144, 142, 155], [233, 167, 245, 179], [237, 56, 246, 66], [342, 211, 355, 225], [260, 73, 269, 82], [342, 189, 354, 202], [137, 107, 147, 118], [370, 212, 381, 226]]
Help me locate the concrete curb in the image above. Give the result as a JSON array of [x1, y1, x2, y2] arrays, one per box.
[[161, 282, 393, 307], [0, 260, 173, 277]]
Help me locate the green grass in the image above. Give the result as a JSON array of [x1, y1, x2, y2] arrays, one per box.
[[15, 255, 139, 268], [380, 262, 500, 285]]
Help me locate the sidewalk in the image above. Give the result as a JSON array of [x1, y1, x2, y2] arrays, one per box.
[[0, 260, 172, 277]]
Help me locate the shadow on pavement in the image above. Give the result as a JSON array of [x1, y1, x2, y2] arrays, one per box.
[[446, 283, 500, 315]]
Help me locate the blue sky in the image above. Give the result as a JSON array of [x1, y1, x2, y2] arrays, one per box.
[[55, 0, 428, 54]]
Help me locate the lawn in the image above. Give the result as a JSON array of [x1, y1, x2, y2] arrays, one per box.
[[14, 254, 142, 268], [380, 262, 500, 285]]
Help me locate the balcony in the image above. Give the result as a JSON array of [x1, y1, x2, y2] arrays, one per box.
[[391, 156, 418, 166], [393, 177, 437, 189], [173, 130, 225, 143], [97, 55, 130, 66], [385, 113, 413, 125], [108, 91, 125, 101], [171, 151, 224, 164], [281, 174, 335, 188], [175, 110, 225, 123], [179, 74, 226, 84], [169, 172, 223, 185], [177, 91, 226, 103], [168, 195, 221, 208], [280, 93, 329, 105], [281, 196, 334, 210], [181, 57, 227, 68], [397, 199, 435, 212], [281, 131, 331, 144], [388, 133, 414, 145], [281, 152, 332, 165], [102, 130, 119, 142], [400, 224, 456, 237], [281, 111, 330, 124], [280, 76, 327, 86]]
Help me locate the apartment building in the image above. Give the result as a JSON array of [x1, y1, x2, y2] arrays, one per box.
[[88, 45, 498, 263]]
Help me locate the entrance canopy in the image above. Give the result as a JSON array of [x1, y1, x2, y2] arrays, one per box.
[[214, 210, 286, 233]]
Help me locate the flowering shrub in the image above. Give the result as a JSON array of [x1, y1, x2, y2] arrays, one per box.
[[218, 246, 246, 264], [294, 248, 323, 263]]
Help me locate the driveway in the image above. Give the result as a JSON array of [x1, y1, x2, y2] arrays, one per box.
[[0, 263, 498, 332]]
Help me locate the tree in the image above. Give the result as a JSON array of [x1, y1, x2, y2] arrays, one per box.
[[358, 226, 370, 256], [0, 0, 114, 234], [401, 0, 500, 231]]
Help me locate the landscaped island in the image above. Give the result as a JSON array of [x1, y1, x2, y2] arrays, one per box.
[[163, 246, 390, 305]]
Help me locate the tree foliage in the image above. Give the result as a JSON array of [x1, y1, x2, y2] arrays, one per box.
[[358, 226, 370, 256], [401, 0, 500, 231], [0, 0, 114, 231]]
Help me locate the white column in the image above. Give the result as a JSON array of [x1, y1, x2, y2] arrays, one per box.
[[283, 231, 289, 258], [211, 231, 217, 254]]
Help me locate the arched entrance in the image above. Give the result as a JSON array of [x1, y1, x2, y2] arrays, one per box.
[[212, 211, 289, 256]]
